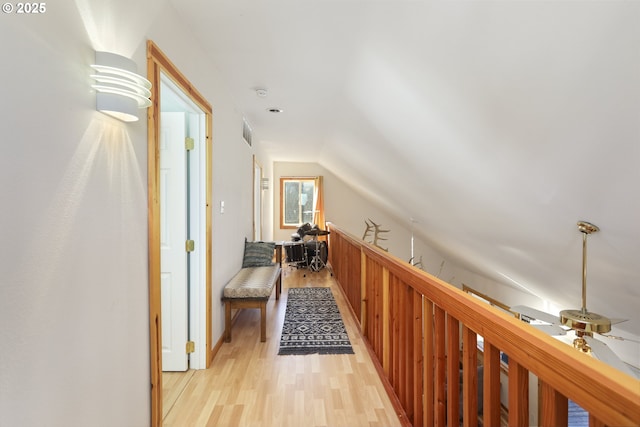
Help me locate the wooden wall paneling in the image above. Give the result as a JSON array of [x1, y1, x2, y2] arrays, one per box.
[[508, 359, 529, 427]]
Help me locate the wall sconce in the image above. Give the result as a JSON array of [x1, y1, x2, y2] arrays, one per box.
[[261, 178, 269, 190], [90, 51, 152, 122]]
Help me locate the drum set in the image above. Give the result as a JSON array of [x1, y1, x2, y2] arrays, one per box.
[[283, 223, 330, 273]]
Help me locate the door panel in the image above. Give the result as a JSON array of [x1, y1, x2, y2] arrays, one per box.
[[160, 112, 188, 372]]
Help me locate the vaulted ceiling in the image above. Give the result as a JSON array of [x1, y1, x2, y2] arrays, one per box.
[[169, 1, 640, 345]]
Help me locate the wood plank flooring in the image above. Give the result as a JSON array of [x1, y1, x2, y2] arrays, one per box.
[[163, 370, 195, 420], [162, 266, 403, 427]]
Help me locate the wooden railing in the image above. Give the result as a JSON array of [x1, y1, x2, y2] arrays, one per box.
[[327, 224, 640, 427]]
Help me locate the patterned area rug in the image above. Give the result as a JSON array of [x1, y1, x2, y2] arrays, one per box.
[[278, 287, 354, 355]]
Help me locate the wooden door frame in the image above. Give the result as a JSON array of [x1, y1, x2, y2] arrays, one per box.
[[147, 40, 213, 427]]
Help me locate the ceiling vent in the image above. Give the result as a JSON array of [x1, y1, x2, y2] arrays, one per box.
[[242, 118, 252, 146]]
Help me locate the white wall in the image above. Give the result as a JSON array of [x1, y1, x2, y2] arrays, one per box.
[[253, 141, 275, 241], [273, 162, 546, 307], [0, 1, 258, 426], [0, 2, 151, 426]]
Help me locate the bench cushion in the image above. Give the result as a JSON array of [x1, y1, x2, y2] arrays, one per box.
[[223, 265, 281, 299]]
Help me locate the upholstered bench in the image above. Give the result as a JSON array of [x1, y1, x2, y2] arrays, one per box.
[[222, 241, 282, 343]]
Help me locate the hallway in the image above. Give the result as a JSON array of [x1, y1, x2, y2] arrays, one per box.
[[162, 266, 404, 427]]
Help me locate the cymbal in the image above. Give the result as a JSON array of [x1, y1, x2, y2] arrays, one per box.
[[305, 229, 329, 236]]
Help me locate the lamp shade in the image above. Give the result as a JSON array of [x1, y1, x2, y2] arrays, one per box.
[[91, 51, 152, 122]]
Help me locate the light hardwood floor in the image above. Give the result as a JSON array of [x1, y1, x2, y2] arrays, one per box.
[[162, 266, 403, 427], [163, 370, 195, 420]]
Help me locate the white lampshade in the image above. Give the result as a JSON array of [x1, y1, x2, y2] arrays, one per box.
[[91, 51, 152, 122]]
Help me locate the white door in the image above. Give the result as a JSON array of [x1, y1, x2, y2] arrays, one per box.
[[160, 112, 189, 372], [253, 159, 262, 241], [186, 111, 207, 369]]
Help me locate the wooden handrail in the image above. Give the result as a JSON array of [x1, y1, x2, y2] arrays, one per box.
[[327, 223, 640, 427]]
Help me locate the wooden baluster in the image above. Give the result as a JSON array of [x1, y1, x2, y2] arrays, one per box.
[[376, 269, 380, 353], [435, 306, 446, 427], [360, 249, 367, 332], [382, 267, 390, 377], [404, 285, 414, 421], [508, 359, 529, 427], [483, 342, 501, 427], [369, 261, 377, 355], [589, 414, 608, 427], [539, 380, 568, 427], [413, 291, 424, 427], [462, 327, 478, 427], [398, 281, 408, 410], [447, 314, 460, 427], [392, 276, 400, 394], [424, 298, 434, 427]]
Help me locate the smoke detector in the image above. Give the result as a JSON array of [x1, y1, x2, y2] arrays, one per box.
[[255, 88, 268, 97]]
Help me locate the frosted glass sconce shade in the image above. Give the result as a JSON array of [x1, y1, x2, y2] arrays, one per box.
[[91, 51, 152, 122]]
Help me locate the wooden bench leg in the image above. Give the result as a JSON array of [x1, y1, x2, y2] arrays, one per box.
[[225, 301, 232, 342], [260, 301, 267, 342]]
